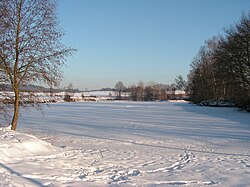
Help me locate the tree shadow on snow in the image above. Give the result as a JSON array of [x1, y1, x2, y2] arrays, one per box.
[[170, 102, 250, 140], [0, 163, 46, 187]]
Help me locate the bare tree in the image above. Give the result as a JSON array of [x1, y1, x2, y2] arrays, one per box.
[[115, 81, 125, 100], [144, 86, 154, 101], [137, 80, 145, 101], [129, 85, 139, 101], [64, 83, 75, 102], [0, 0, 76, 130]]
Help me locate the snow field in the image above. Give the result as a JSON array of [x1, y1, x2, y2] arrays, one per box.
[[0, 101, 250, 186]]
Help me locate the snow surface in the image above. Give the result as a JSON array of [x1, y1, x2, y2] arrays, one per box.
[[0, 101, 250, 186]]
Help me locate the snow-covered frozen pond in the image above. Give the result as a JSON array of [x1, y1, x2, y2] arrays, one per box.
[[1, 101, 250, 186], [19, 101, 250, 141]]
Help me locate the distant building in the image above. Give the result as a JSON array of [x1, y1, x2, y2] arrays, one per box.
[[166, 90, 187, 100]]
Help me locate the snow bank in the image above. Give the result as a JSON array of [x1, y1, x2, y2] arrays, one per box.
[[0, 127, 55, 163], [198, 99, 236, 107]]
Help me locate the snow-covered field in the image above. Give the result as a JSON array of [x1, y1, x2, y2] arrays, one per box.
[[0, 101, 250, 186]]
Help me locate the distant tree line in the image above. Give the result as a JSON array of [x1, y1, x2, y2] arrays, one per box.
[[186, 13, 250, 110], [115, 75, 186, 101], [129, 81, 169, 101]]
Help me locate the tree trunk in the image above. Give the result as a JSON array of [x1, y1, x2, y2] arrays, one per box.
[[11, 89, 19, 131], [10, 0, 22, 131]]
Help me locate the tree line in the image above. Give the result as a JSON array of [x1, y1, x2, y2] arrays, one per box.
[[186, 12, 250, 110], [115, 75, 186, 101]]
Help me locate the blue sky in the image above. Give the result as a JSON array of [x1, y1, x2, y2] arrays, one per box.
[[58, 0, 250, 90]]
